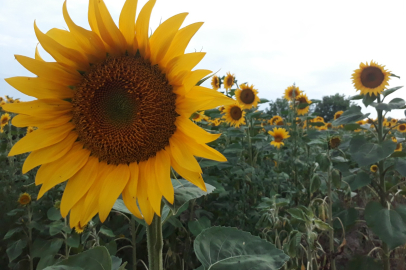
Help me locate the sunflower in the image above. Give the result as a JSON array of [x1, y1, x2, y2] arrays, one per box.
[[191, 111, 205, 122], [326, 123, 332, 129], [234, 83, 260, 109], [1, 113, 11, 127], [370, 165, 378, 173], [334, 111, 343, 120], [211, 75, 220, 90], [3, 0, 233, 228], [268, 127, 290, 149], [352, 60, 391, 96], [284, 85, 301, 100], [295, 93, 312, 115], [222, 103, 246, 127], [398, 123, 406, 133], [269, 115, 282, 125], [313, 116, 325, 123], [18, 193, 31, 205], [223, 72, 235, 90], [210, 118, 222, 126], [390, 118, 397, 124], [328, 136, 341, 149], [395, 143, 402, 152]]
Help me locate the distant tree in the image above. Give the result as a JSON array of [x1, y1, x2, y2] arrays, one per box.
[[312, 93, 352, 122], [265, 97, 290, 117]]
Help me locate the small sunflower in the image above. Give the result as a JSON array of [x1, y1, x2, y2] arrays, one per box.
[[18, 193, 31, 205], [74, 222, 87, 234], [191, 111, 205, 122], [268, 127, 290, 149], [326, 123, 332, 129], [352, 61, 391, 96], [317, 125, 328, 131], [222, 103, 246, 127], [370, 165, 378, 173], [210, 118, 222, 126], [390, 118, 397, 124], [284, 85, 301, 100], [234, 83, 260, 109], [329, 136, 341, 149], [223, 72, 235, 90], [334, 111, 343, 120], [211, 75, 220, 91], [269, 115, 282, 125], [398, 123, 406, 133], [1, 113, 11, 127], [295, 93, 312, 115], [313, 116, 325, 123], [4, 0, 234, 227]]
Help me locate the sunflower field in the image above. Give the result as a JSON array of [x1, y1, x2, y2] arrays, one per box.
[[1, 1, 406, 270]]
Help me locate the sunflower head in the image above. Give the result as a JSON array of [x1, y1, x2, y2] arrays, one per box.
[[390, 118, 397, 124], [211, 75, 220, 90], [295, 93, 312, 115], [334, 111, 344, 120], [269, 115, 282, 125], [351, 60, 391, 96], [398, 123, 406, 133], [18, 193, 31, 205], [222, 103, 246, 127], [74, 222, 87, 234], [1, 113, 11, 127], [268, 127, 290, 149], [329, 136, 341, 149], [235, 83, 260, 109], [191, 112, 204, 122], [370, 165, 378, 173], [284, 85, 301, 100], [313, 116, 325, 123], [223, 72, 235, 90]]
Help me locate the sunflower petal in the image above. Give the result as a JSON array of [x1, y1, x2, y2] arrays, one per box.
[[145, 157, 162, 216], [99, 164, 130, 222], [23, 131, 78, 174], [69, 195, 86, 228], [155, 149, 174, 204], [135, 0, 156, 58], [8, 123, 74, 156], [149, 13, 188, 66], [37, 143, 90, 198], [60, 156, 99, 218], [166, 52, 205, 84], [160, 22, 203, 67], [182, 70, 212, 94], [2, 99, 72, 117], [12, 113, 72, 129], [176, 116, 220, 143], [169, 134, 202, 173], [119, 0, 138, 53], [137, 161, 154, 224], [122, 162, 143, 219], [5, 77, 73, 99], [35, 44, 44, 61]]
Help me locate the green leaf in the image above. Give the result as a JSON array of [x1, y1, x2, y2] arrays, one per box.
[[7, 239, 27, 262], [104, 240, 117, 256], [349, 94, 364, 100], [349, 136, 396, 167], [112, 199, 146, 226], [49, 220, 71, 236], [370, 98, 406, 111], [331, 169, 342, 189], [47, 207, 62, 221], [332, 106, 370, 126], [3, 227, 23, 240], [382, 86, 403, 97], [259, 98, 269, 104], [310, 175, 321, 194], [390, 152, 406, 158], [343, 172, 371, 191], [188, 216, 211, 236], [43, 266, 82, 270], [164, 179, 215, 215], [194, 226, 289, 270], [52, 246, 111, 270], [32, 238, 64, 258], [66, 233, 80, 248], [343, 124, 361, 131], [333, 208, 358, 229], [284, 231, 302, 258], [36, 254, 62, 270], [99, 226, 115, 238], [362, 93, 377, 107], [316, 153, 330, 172], [314, 219, 332, 231], [286, 208, 306, 222], [396, 159, 406, 177]]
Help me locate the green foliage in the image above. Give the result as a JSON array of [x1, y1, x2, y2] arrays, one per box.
[[313, 93, 352, 122], [265, 97, 289, 117]]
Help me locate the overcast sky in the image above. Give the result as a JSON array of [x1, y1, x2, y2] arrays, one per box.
[[1, 0, 405, 119]]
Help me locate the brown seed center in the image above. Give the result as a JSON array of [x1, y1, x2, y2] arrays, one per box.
[[240, 89, 255, 104], [72, 56, 178, 165], [360, 67, 384, 88], [230, 106, 242, 120], [274, 135, 283, 142]]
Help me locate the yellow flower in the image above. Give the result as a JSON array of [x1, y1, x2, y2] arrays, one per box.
[[223, 72, 235, 90], [235, 83, 260, 109], [334, 111, 343, 120], [3, 0, 234, 227], [326, 123, 332, 129], [390, 118, 397, 124], [295, 93, 312, 115], [268, 127, 290, 149], [395, 143, 402, 152], [313, 116, 325, 123], [269, 115, 282, 125], [284, 85, 301, 100], [211, 75, 220, 90], [370, 165, 378, 173], [18, 193, 31, 205], [329, 136, 341, 149], [222, 103, 246, 127], [191, 111, 204, 122], [317, 125, 328, 131], [398, 123, 406, 133], [352, 60, 391, 96], [1, 113, 11, 127], [74, 222, 87, 234], [210, 118, 222, 126]]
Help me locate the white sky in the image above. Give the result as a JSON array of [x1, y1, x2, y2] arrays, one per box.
[[1, 0, 405, 119]]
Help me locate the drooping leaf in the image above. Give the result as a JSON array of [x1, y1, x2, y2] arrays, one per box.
[[7, 239, 27, 262], [32, 238, 64, 258], [396, 159, 406, 177], [332, 106, 370, 126], [51, 246, 111, 270], [47, 207, 62, 221], [343, 172, 370, 191]]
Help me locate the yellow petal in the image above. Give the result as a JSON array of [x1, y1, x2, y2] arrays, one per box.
[[99, 164, 130, 222], [23, 131, 78, 174], [169, 134, 202, 173], [60, 156, 99, 218], [175, 116, 220, 144], [63, 1, 105, 59], [88, 0, 101, 37], [35, 44, 44, 61], [159, 22, 203, 67], [69, 195, 86, 228], [2, 99, 72, 117], [149, 13, 188, 65], [36, 142, 90, 198], [8, 122, 75, 156], [135, 0, 156, 58], [155, 149, 174, 204], [145, 157, 162, 216], [182, 70, 212, 94], [12, 113, 72, 129], [5, 77, 73, 99], [166, 52, 205, 84], [137, 161, 154, 224], [14, 55, 80, 85], [122, 162, 143, 219], [34, 21, 88, 71], [119, 0, 138, 53], [93, 0, 127, 55]]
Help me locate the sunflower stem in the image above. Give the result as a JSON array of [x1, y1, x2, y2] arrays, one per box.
[[131, 216, 137, 270], [146, 214, 163, 270], [27, 204, 34, 270], [326, 150, 336, 270]]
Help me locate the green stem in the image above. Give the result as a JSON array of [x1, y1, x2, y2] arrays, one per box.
[[131, 217, 137, 270], [146, 214, 163, 270], [326, 151, 336, 270], [27, 205, 33, 270]]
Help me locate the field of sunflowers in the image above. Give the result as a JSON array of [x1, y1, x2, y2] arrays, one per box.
[[1, 0, 406, 270]]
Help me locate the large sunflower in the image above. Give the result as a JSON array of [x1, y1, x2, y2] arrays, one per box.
[[222, 103, 246, 127], [235, 83, 260, 109], [268, 127, 290, 149], [295, 93, 312, 115], [352, 61, 391, 96], [3, 0, 233, 228]]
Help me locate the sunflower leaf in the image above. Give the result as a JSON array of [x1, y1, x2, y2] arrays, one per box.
[[362, 93, 377, 107], [332, 106, 370, 126], [382, 86, 403, 97]]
